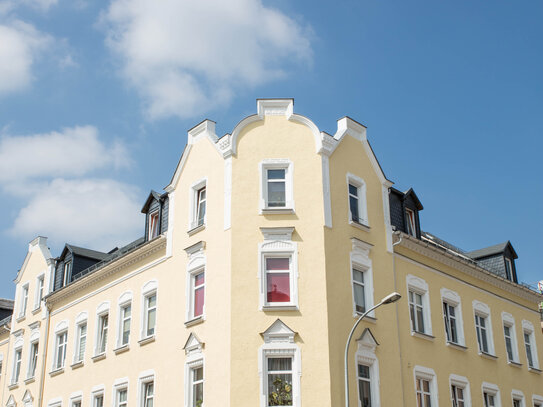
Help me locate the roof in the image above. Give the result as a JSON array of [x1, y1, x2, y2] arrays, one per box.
[[64, 244, 109, 261], [141, 190, 166, 213], [0, 315, 11, 327], [390, 187, 424, 210], [467, 241, 518, 260], [0, 298, 14, 310]]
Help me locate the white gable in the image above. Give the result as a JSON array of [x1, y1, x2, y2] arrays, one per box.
[[262, 319, 296, 344]]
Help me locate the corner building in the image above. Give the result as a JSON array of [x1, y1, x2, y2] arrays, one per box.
[[0, 99, 542, 407]]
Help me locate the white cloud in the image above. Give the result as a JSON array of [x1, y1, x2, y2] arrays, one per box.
[[0, 19, 52, 96], [101, 0, 313, 120], [20, 0, 59, 11], [0, 125, 130, 186], [10, 178, 143, 251]]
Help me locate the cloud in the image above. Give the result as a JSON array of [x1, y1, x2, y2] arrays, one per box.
[[0, 125, 130, 187], [0, 19, 52, 96], [0, 126, 142, 250], [10, 178, 143, 251], [20, 0, 59, 11], [101, 0, 313, 120]]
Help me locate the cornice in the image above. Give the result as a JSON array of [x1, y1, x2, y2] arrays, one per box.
[[395, 233, 543, 304], [45, 237, 167, 305]]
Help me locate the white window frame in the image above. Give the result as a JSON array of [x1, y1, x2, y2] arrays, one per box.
[[482, 382, 501, 407], [501, 312, 520, 364], [148, 210, 160, 240], [138, 371, 155, 407], [34, 274, 45, 311], [73, 312, 87, 364], [407, 275, 432, 336], [346, 173, 368, 226], [259, 159, 294, 213], [53, 330, 68, 370], [188, 177, 207, 231], [19, 283, 29, 318], [355, 329, 380, 407], [185, 357, 204, 407], [259, 228, 298, 310], [116, 291, 132, 349], [259, 321, 301, 407], [26, 339, 39, 379], [185, 244, 206, 323], [114, 380, 129, 407], [91, 390, 105, 407], [512, 390, 526, 407], [522, 320, 540, 370], [413, 366, 438, 407], [11, 346, 22, 384], [70, 395, 82, 407], [94, 302, 110, 356], [406, 208, 416, 236], [350, 239, 374, 318], [504, 257, 513, 280], [450, 374, 471, 407], [141, 280, 158, 340], [441, 288, 466, 346], [63, 261, 72, 286], [532, 394, 543, 407], [473, 301, 495, 356]]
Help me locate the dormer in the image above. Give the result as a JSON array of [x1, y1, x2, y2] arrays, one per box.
[[53, 244, 108, 291], [467, 241, 519, 283], [0, 298, 14, 321], [141, 190, 169, 241], [389, 187, 424, 239]]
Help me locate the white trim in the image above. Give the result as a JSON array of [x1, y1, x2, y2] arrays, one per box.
[[188, 177, 208, 231], [94, 305, 110, 357], [449, 374, 472, 407], [511, 390, 525, 407], [383, 185, 393, 252], [481, 382, 501, 407], [73, 319, 87, 365], [166, 192, 174, 257], [137, 371, 155, 407], [501, 312, 520, 363], [47, 397, 62, 407], [522, 319, 540, 369], [346, 172, 369, 227], [14, 236, 52, 284], [321, 155, 332, 228], [350, 239, 374, 318], [184, 355, 204, 407], [532, 394, 543, 405], [473, 301, 495, 356], [413, 365, 438, 407], [54, 320, 69, 334], [33, 273, 45, 311], [441, 288, 466, 346], [140, 283, 157, 341], [185, 249, 206, 323], [224, 156, 232, 230], [406, 275, 433, 335], [259, 159, 295, 213], [75, 311, 87, 325], [355, 331, 380, 407]]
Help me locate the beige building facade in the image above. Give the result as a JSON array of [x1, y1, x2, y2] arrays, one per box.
[[0, 99, 541, 407]]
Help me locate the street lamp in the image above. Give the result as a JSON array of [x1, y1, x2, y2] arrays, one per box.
[[344, 292, 401, 407]]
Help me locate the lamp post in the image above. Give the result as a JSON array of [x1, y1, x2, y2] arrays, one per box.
[[344, 292, 401, 407]]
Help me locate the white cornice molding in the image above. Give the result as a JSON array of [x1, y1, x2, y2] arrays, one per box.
[[396, 233, 543, 304], [45, 237, 167, 305], [260, 227, 295, 241], [184, 241, 205, 257], [14, 236, 52, 284], [257, 99, 294, 118]]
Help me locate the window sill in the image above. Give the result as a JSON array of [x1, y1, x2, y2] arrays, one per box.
[[24, 377, 35, 385], [349, 220, 371, 232], [184, 316, 204, 327], [528, 367, 542, 374], [114, 345, 130, 354], [187, 223, 205, 236], [478, 351, 498, 360], [70, 361, 84, 370], [411, 331, 435, 341], [31, 307, 41, 315], [16, 315, 26, 323], [8, 383, 18, 390], [353, 313, 376, 324], [446, 341, 467, 351], [138, 336, 155, 346], [507, 360, 522, 368], [261, 208, 296, 215], [92, 353, 106, 362], [49, 368, 64, 377], [262, 305, 299, 312]]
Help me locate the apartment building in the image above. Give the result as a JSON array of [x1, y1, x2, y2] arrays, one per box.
[[0, 99, 541, 407]]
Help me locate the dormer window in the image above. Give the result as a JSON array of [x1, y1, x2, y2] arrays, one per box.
[[504, 258, 513, 280], [63, 262, 72, 286], [406, 208, 416, 236], [148, 211, 160, 239]]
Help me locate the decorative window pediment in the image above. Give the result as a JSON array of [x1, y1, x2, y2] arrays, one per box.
[[183, 333, 204, 355], [23, 390, 33, 405], [357, 328, 379, 353], [6, 395, 16, 407], [261, 319, 296, 344]]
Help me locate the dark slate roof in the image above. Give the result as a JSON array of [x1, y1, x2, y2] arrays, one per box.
[[466, 241, 518, 259], [422, 232, 466, 256], [0, 315, 11, 327], [141, 190, 165, 213], [70, 236, 146, 282], [65, 244, 109, 261], [0, 298, 14, 310], [390, 187, 424, 210]]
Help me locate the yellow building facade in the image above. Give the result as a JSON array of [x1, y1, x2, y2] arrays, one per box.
[[0, 99, 541, 407]]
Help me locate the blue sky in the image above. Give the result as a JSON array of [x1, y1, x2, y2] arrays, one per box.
[[0, 0, 541, 299]]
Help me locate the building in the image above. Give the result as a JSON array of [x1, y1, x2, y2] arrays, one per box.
[[0, 99, 541, 407]]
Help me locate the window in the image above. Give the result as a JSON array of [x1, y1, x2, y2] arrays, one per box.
[[482, 382, 500, 407], [443, 302, 458, 344], [409, 291, 425, 333], [357, 364, 371, 407], [352, 268, 366, 313], [450, 375, 471, 407], [143, 294, 157, 337], [451, 384, 465, 407], [75, 322, 87, 363], [267, 357, 293, 407], [63, 261, 72, 286], [504, 257, 513, 280], [484, 393, 496, 407], [413, 366, 437, 407], [97, 313, 109, 355], [533, 395, 543, 407], [416, 377, 432, 407], [196, 187, 206, 227], [473, 301, 495, 356], [407, 276, 432, 336], [54, 332, 67, 369], [71, 400, 81, 407], [20, 284, 29, 317], [514, 400, 522, 407], [35, 275, 44, 309], [504, 325, 515, 362], [93, 394, 104, 407], [265, 257, 291, 304], [501, 313, 519, 364], [190, 271, 205, 319], [512, 391, 525, 407], [28, 341, 39, 378], [346, 173, 368, 225], [116, 388, 128, 407], [12, 348, 22, 383], [524, 331, 535, 368], [260, 160, 294, 212], [406, 208, 416, 236], [522, 320, 540, 369], [148, 211, 160, 239], [189, 366, 204, 407], [142, 381, 154, 407], [441, 289, 466, 346], [120, 304, 131, 346]]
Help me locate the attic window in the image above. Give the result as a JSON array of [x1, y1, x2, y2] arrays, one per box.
[[504, 258, 513, 280], [148, 211, 160, 239], [63, 261, 72, 286], [406, 208, 416, 236]]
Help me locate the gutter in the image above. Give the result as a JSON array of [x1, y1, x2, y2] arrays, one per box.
[[38, 304, 51, 407], [391, 233, 406, 407]]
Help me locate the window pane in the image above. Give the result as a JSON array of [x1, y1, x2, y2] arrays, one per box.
[[267, 273, 290, 303], [358, 379, 371, 407], [194, 286, 204, 317], [147, 308, 156, 335], [267, 258, 289, 270], [349, 196, 359, 221], [358, 364, 370, 379], [268, 169, 285, 180], [194, 366, 203, 381], [268, 358, 292, 371], [353, 283, 366, 313], [147, 295, 156, 308], [193, 382, 203, 406], [195, 273, 205, 286], [267, 181, 286, 207], [416, 307, 425, 333], [353, 269, 364, 284], [348, 184, 358, 196]]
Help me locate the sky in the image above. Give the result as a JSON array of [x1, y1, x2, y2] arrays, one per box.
[[0, 0, 541, 299]]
